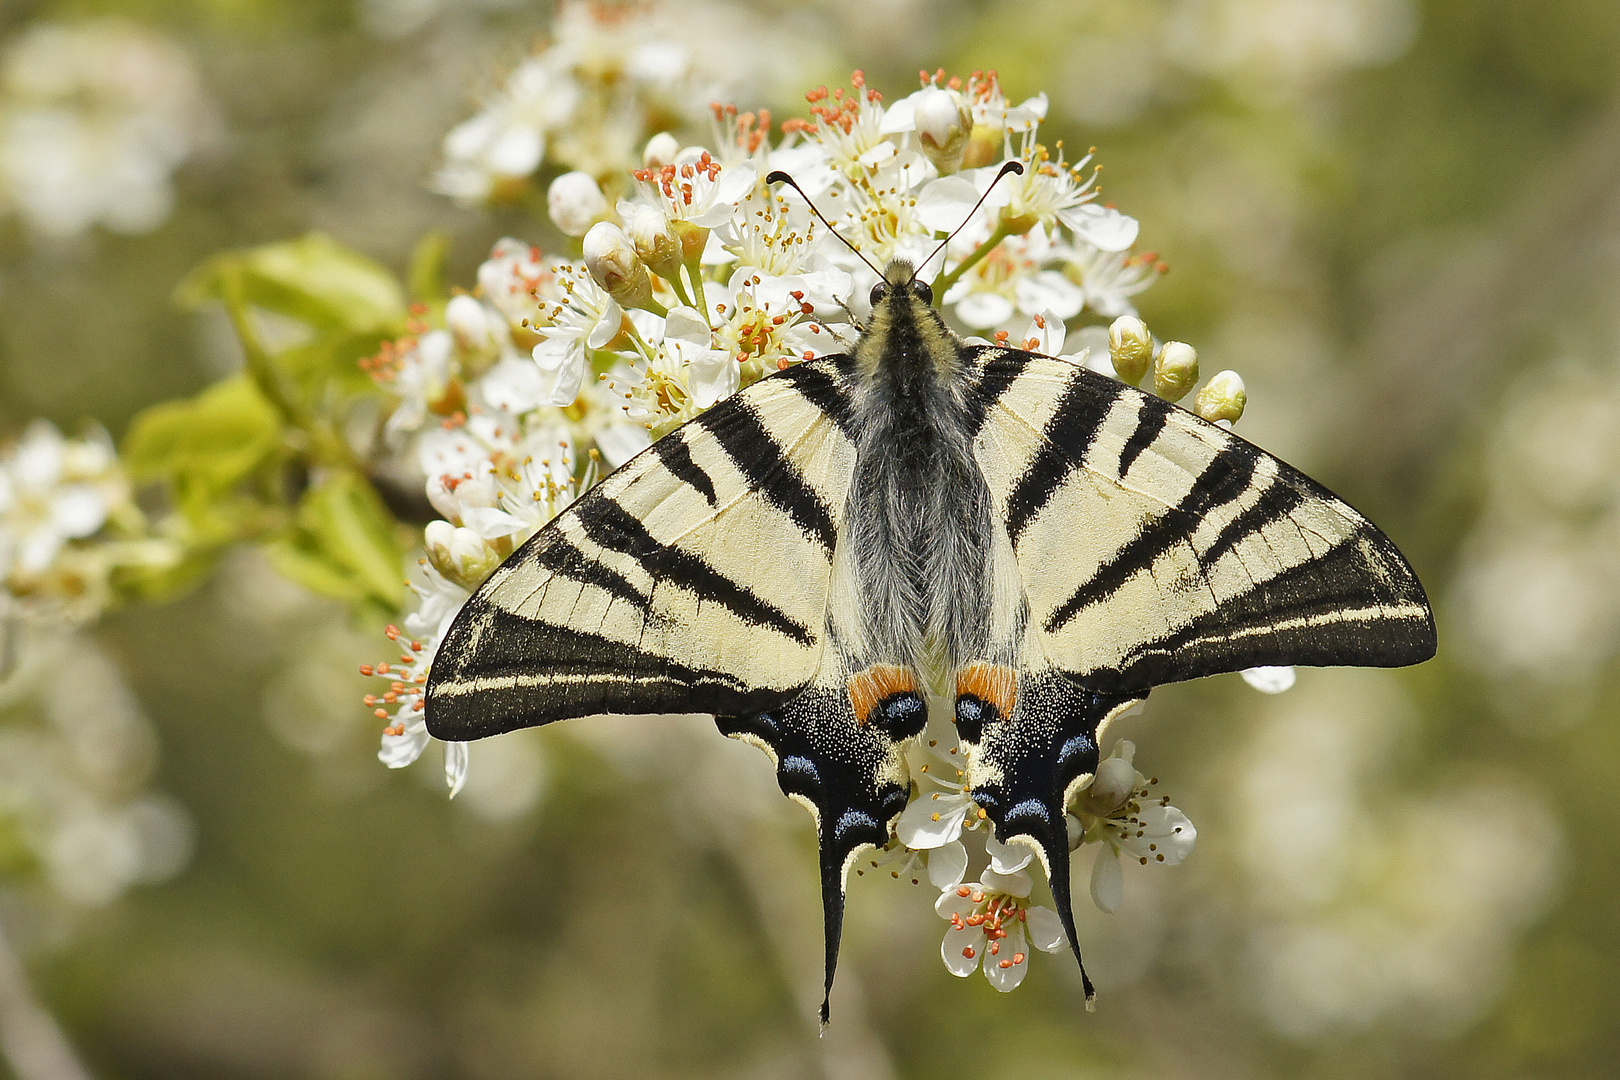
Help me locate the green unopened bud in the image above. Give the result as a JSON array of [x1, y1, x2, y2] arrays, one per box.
[[547, 171, 609, 237], [642, 131, 681, 169], [1194, 369, 1247, 425], [622, 203, 682, 281], [1154, 341, 1198, 402], [583, 222, 661, 313], [424, 520, 500, 587], [1107, 315, 1152, 385], [915, 87, 972, 174]]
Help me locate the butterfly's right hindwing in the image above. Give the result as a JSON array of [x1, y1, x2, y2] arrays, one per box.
[[425, 358, 859, 740]]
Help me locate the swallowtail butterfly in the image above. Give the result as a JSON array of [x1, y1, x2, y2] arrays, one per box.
[[425, 186, 1435, 1022]]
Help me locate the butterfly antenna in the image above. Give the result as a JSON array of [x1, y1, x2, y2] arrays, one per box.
[[916, 159, 1026, 283], [766, 171, 884, 280]]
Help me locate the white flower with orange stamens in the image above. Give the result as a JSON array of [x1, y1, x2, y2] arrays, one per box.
[[935, 867, 1067, 991]]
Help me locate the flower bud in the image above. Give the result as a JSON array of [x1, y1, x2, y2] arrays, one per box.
[[445, 294, 496, 352], [1107, 315, 1152, 386], [1154, 341, 1198, 402], [914, 87, 971, 174], [670, 218, 709, 264], [622, 202, 682, 280], [583, 222, 657, 311], [642, 131, 681, 169], [1194, 369, 1246, 425], [424, 520, 500, 586], [547, 171, 609, 237]]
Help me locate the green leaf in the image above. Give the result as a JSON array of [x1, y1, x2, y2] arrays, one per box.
[[122, 375, 283, 490], [274, 471, 406, 612], [178, 233, 407, 336]]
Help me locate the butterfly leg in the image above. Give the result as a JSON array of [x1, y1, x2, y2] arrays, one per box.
[[956, 665, 1143, 1005], [717, 665, 924, 1026]]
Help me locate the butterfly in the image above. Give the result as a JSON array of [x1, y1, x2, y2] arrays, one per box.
[[425, 192, 1435, 1023]]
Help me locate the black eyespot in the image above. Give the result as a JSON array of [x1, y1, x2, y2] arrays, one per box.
[[869, 281, 890, 307], [908, 279, 933, 304]]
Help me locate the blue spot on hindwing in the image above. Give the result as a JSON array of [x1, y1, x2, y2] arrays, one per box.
[[1005, 798, 1052, 828], [834, 809, 879, 842], [1058, 734, 1096, 765]]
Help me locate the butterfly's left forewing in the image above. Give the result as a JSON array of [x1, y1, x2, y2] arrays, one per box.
[[426, 358, 860, 739], [427, 355, 910, 1024]]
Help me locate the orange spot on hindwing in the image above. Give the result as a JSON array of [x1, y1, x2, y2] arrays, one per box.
[[848, 665, 926, 740], [954, 663, 1018, 742]]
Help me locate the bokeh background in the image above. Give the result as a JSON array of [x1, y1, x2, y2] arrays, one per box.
[[1, 0, 1618, 1077]]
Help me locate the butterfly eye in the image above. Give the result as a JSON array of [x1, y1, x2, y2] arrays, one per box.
[[869, 281, 890, 307], [909, 280, 933, 304]]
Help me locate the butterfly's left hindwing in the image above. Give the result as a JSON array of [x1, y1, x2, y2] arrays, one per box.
[[426, 358, 859, 740]]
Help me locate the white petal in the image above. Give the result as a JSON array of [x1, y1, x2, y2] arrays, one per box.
[[662, 305, 711, 344], [1025, 905, 1067, 952], [16, 420, 66, 489], [952, 291, 1016, 329], [897, 792, 969, 849], [379, 723, 430, 769], [488, 125, 543, 178], [688, 350, 738, 410], [942, 922, 983, 977], [460, 506, 528, 540], [593, 423, 651, 468], [986, 833, 1034, 875], [1090, 845, 1123, 914], [914, 176, 980, 232], [982, 866, 1033, 898], [983, 923, 1030, 991], [877, 93, 918, 133], [710, 164, 757, 207], [50, 485, 107, 539], [584, 298, 626, 350], [936, 884, 979, 920], [1015, 271, 1085, 321], [1089, 755, 1138, 809], [1133, 803, 1197, 865], [1242, 665, 1297, 694], [1062, 204, 1139, 252], [927, 840, 968, 888], [444, 740, 469, 797]]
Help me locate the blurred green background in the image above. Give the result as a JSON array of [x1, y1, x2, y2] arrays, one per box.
[[2, 0, 1619, 1077]]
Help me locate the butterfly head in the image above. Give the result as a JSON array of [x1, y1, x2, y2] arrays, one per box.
[[855, 258, 961, 384]]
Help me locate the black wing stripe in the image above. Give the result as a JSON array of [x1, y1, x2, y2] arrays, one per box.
[[651, 432, 718, 506], [1046, 442, 1262, 632], [1117, 395, 1173, 479], [779, 361, 857, 438], [1005, 372, 1123, 545], [532, 534, 648, 611], [427, 606, 782, 739], [578, 499, 815, 645], [1076, 533, 1435, 692], [1200, 480, 1306, 570], [965, 350, 1024, 436], [698, 403, 839, 554]]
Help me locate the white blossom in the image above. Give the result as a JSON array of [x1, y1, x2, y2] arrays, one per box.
[[0, 21, 217, 239], [935, 868, 1067, 991], [1072, 741, 1197, 914]]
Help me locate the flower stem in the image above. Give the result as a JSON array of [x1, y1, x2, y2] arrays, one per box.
[[931, 221, 1015, 301]]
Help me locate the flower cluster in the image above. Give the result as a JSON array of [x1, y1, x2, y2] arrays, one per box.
[[0, 20, 215, 239], [360, 54, 1285, 988], [434, 0, 779, 205], [0, 421, 177, 638]]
